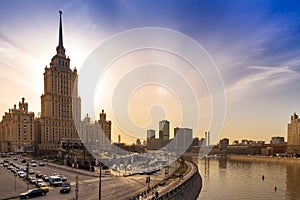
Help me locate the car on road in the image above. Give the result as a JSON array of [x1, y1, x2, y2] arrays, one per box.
[[13, 157, 18, 160], [0, 159, 4, 164], [39, 162, 45, 166], [59, 175, 67, 182], [21, 159, 26, 163], [49, 176, 62, 187], [60, 182, 71, 193], [35, 179, 46, 187], [39, 186, 49, 193], [17, 171, 26, 178], [19, 188, 48, 199], [36, 172, 43, 178], [29, 177, 38, 184], [3, 163, 8, 167], [42, 174, 49, 182], [31, 163, 37, 167]]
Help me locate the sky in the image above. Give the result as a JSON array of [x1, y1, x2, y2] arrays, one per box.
[[1, 0, 300, 144]]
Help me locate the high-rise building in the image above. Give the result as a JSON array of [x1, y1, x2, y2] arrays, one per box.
[[0, 12, 113, 154], [159, 120, 170, 147], [146, 129, 155, 149], [287, 112, 300, 154], [0, 98, 37, 152], [38, 11, 81, 150], [173, 127, 193, 153]]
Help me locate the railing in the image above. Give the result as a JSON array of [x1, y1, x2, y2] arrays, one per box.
[[157, 161, 201, 200], [129, 161, 202, 200]]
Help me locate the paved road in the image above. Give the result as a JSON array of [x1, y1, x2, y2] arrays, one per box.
[[0, 156, 178, 200]]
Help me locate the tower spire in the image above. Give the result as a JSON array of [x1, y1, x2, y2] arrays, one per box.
[[59, 10, 63, 48], [56, 10, 65, 57]]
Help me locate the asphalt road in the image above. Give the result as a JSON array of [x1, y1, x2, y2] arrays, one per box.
[[0, 156, 177, 200]]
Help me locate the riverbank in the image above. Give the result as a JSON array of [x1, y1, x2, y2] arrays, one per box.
[[227, 154, 300, 164]]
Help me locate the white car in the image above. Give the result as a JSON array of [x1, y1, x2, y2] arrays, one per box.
[[31, 163, 37, 167], [36, 179, 46, 187], [17, 171, 26, 178]]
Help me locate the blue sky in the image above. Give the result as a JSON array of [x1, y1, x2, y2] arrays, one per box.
[[1, 0, 300, 143]]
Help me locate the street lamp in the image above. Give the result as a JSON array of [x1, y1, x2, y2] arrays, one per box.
[[96, 139, 101, 200]]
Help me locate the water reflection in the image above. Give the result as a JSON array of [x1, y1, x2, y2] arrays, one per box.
[[286, 164, 300, 199], [194, 156, 300, 200]]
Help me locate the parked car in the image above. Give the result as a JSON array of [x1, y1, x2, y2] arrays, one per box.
[[21, 159, 26, 163], [31, 163, 37, 167], [60, 182, 71, 193], [38, 162, 45, 166], [19, 188, 48, 199]]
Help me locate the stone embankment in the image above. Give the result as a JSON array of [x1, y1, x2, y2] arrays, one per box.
[[156, 161, 202, 200], [227, 154, 300, 164]]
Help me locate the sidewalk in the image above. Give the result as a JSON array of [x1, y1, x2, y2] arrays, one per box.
[[46, 162, 101, 177]]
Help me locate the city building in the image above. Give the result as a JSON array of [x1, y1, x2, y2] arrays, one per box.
[[146, 129, 155, 149], [173, 127, 193, 153], [270, 136, 285, 144], [159, 120, 170, 147], [219, 138, 229, 150], [287, 113, 300, 154], [0, 98, 37, 152], [0, 12, 112, 155], [38, 11, 81, 151]]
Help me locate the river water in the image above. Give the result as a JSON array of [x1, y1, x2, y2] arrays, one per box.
[[193, 157, 300, 200]]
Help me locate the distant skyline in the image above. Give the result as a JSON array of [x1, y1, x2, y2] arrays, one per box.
[[1, 1, 300, 144]]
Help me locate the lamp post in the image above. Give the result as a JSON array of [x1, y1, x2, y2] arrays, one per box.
[[96, 139, 101, 200]]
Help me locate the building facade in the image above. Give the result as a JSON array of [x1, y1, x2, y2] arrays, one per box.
[[270, 136, 285, 144], [287, 112, 300, 154], [159, 120, 170, 147], [146, 129, 155, 149], [0, 12, 113, 154], [173, 127, 193, 153], [0, 98, 37, 152], [38, 12, 81, 150]]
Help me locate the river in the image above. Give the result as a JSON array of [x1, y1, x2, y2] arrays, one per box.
[[193, 157, 300, 200]]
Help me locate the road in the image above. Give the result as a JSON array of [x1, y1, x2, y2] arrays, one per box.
[[0, 156, 178, 200]]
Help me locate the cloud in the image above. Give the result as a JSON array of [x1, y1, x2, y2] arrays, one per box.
[[227, 64, 300, 102]]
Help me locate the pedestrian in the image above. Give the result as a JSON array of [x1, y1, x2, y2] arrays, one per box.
[[262, 175, 265, 181], [275, 186, 277, 192]]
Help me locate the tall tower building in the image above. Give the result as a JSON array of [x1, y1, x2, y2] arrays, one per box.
[[159, 120, 170, 147], [287, 112, 300, 154], [39, 11, 81, 150]]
